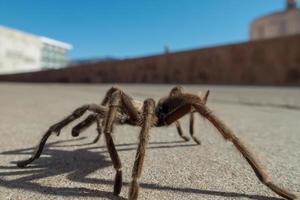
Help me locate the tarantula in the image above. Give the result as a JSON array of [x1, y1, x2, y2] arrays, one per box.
[[16, 86, 298, 200]]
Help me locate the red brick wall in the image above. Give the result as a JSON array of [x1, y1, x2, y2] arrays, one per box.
[[1, 34, 300, 85]]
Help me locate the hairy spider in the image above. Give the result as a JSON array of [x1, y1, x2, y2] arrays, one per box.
[[16, 86, 298, 200], [70, 86, 205, 145]]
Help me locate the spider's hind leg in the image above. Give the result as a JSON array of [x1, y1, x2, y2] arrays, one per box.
[[189, 112, 201, 145], [189, 90, 210, 145], [175, 121, 189, 141], [16, 104, 105, 168], [170, 86, 191, 142]]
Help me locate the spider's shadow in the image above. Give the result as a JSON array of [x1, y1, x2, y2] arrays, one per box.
[[0, 137, 282, 200]]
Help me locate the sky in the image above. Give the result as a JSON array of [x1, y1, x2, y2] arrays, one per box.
[[0, 0, 293, 60]]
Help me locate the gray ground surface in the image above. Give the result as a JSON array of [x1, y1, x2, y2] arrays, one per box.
[[0, 83, 299, 200]]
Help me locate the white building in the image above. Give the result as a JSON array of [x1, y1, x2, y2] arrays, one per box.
[[250, 0, 300, 40], [0, 25, 72, 74]]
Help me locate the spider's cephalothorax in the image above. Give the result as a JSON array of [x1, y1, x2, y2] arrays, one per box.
[[16, 86, 298, 200], [155, 92, 205, 127]]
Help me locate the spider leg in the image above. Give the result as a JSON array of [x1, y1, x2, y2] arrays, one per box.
[[129, 99, 155, 200], [103, 89, 144, 196], [70, 87, 119, 143], [170, 86, 190, 142], [163, 94, 297, 199], [175, 121, 190, 141], [189, 90, 209, 145], [71, 114, 97, 137], [16, 129, 52, 168], [191, 99, 297, 200], [102, 90, 123, 196], [93, 115, 103, 143], [16, 104, 106, 168], [101, 86, 119, 105], [189, 112, 201, 144], [202, 90, 210, 104], [71, 114, 102, 143], [92, 88, 119, 143]]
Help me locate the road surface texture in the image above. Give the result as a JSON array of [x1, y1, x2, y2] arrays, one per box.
[[0, 83, 299, 200]]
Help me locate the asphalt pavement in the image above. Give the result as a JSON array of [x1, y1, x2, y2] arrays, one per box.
[[0, 83, 299, 200]]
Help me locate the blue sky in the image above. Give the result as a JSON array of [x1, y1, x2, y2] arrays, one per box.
[[0, 0, 292, 59]]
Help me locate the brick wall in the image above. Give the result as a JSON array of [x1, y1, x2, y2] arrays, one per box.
[[0, 34, 300, 85]]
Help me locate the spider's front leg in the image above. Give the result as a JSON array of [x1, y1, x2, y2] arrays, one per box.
[[16, 104, 106, 168], [164, 94, 298, 199], [103, 88, 142, 196], [102, 91, 123, 195], [193, 103, 298, 200], [129, 98, 155, 200]]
